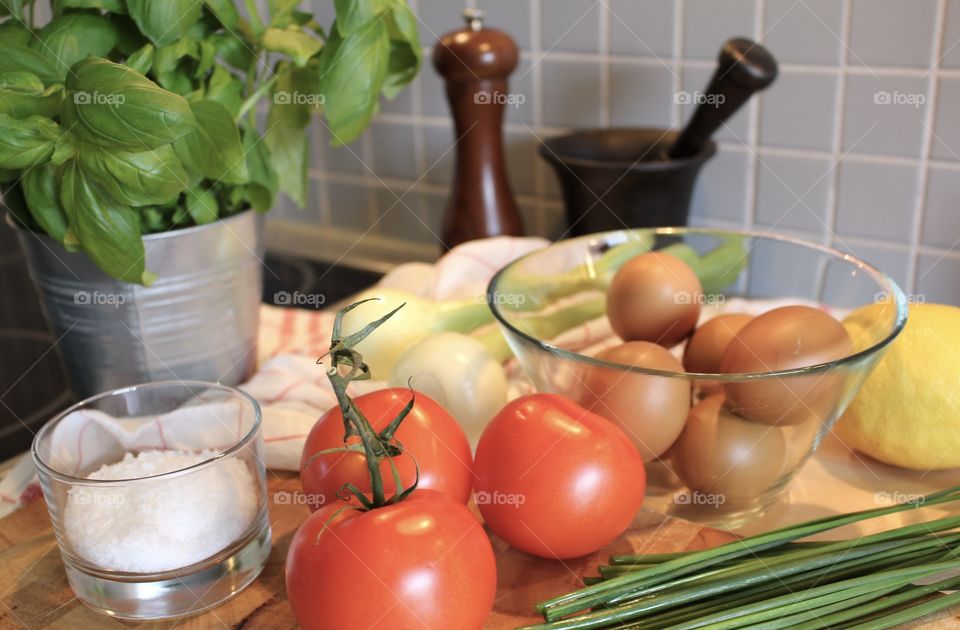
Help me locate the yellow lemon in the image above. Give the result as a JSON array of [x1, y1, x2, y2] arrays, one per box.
[[835, 302, 960, 470]]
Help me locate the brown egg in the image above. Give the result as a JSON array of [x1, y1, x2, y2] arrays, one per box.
[[720, 306, 854, 426], [683, 313, 754, 374], [671, 394, 787, 502], [606, 252, 703, 348], [580, 341, 691, 462]]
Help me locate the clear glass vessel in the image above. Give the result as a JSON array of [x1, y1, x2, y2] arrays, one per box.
[[488, 227, 908, 527], [32, 381, 270, 620]]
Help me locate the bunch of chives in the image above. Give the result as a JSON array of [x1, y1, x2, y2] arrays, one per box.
[[519, 485, 960, 630]]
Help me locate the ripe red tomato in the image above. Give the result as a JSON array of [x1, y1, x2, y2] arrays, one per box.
[[286, 489, 497, 630], [300, 388, 473, 508], [473, 393, 646, 560]]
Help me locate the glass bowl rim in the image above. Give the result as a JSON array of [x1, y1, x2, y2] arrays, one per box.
[[32, 380, 263, 485], [487, 226, 909, 381]]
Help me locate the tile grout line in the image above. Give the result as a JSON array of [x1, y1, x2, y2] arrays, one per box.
[[359, 127, 380, 229], [815, 0, 853, 300], [908, 0, 947, 294], [531, 0, 550, 235], [409, 0, 428, 192], [520, 50, 960, 78], [671, 0, 685, 128], [599, 0, 611, 127], [744, 0, 764, 232], [370, 111, 960, 170], [314, 122, 333, 227]]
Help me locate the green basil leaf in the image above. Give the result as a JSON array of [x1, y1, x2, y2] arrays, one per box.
[[31, 12, 119, 79], [51, 131, 76, 164], [78, 144, 188, 207], [53, 0, 127, 14], [186, 186, 218, 224], [196, 40, 216, 78], [0, 113, 60, 168], [153, 37, 198, 93], [209, 31, 255, 70], [0, 168, 17, 182], [242, 127, 277, 212], [173, 99, 248, 184], [22, 163, 68, 243], [139, 205, 175, 232], [125, 0, 202, 47], [265, 61, 312, 205], [269, 0, 303, 28], [261, 27, 323, 67], [107, 13, 148, 56], [205, 65, 243, 117], [61, 159, 151, 284], [0, 72, 63, 118], [62, 57, 196, 150], [334, 0, 390, 36], [2, 0, 27, 21], [0, 20, 33, 47], [203, 0, 239, 30], [125, 43, 153, 75], [0, 45, 62, 85], [382, 1, 420, 99], [318, 19, 389, 145]]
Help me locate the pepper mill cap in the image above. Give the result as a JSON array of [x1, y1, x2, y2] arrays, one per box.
[[433, 9, 519, 81]]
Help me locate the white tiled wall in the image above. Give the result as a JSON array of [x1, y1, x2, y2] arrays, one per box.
[[269, 0, 960, 303]]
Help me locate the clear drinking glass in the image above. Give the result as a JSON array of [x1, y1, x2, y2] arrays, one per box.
[[32, 381, 271, 620]]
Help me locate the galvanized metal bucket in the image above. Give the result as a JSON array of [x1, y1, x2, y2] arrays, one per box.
[[14, 210, 264, 399]]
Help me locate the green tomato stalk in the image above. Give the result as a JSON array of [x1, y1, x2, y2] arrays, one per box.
[[313, 299, 416, 510]]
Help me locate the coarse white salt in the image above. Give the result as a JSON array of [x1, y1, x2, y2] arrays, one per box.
[[64, 449, 258, 573]]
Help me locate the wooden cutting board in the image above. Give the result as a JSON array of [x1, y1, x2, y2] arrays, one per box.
[[3, 473, 954, 629]]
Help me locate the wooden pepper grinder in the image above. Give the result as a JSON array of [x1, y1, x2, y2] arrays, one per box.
[[433, 9, 524, 250]]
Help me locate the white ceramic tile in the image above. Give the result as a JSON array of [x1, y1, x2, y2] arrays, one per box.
[[608, 62, 675, 128], [754, 155, 833, 234], [541, 59, 603, 128], [842, 74, 928, 158], [848, 0, 938, 69], [689, 150, 750, 224], [540, 0, 601, 53], [682, 0, 756, 60], [762, 0, 843, 65], [920, 165, 960, 248], [608, 0, 674, 57], [835, 159, 919, 241], [759, 71, 838, 151]]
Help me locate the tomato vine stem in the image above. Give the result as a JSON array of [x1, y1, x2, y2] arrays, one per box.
[[313, 299, 420, 509]]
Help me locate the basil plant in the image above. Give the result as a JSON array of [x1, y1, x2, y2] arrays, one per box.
[[0, 0, 421, 284]]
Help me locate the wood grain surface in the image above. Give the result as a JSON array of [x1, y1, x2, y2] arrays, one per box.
[[0, 472, 955, 629]]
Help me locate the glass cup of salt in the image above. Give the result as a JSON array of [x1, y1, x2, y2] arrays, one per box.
[[32, 380, 271, 620]]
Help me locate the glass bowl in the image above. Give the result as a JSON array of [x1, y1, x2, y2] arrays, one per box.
[[32, 381, 271, 620], [487, 228, 908, 527]]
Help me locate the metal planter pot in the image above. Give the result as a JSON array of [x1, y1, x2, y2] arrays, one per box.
[[14, 210, 264, 399]]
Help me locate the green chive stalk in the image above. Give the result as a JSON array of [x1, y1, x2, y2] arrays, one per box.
[[538, 486, 960, 620]]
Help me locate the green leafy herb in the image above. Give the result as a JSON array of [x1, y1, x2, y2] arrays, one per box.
[[0, 71, 62, 118], [0, 0, 421, 283], [173, 99, 248, 184], [78, 143, 188, 206], [22, 163, 68, 243], [0, 113, 59, 168], [60, 159, 151, 284], [125, 0, 202, 47], [31, 12, 119, 78], [317, 18, 390, 145], [63, 57, 196, 150]]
